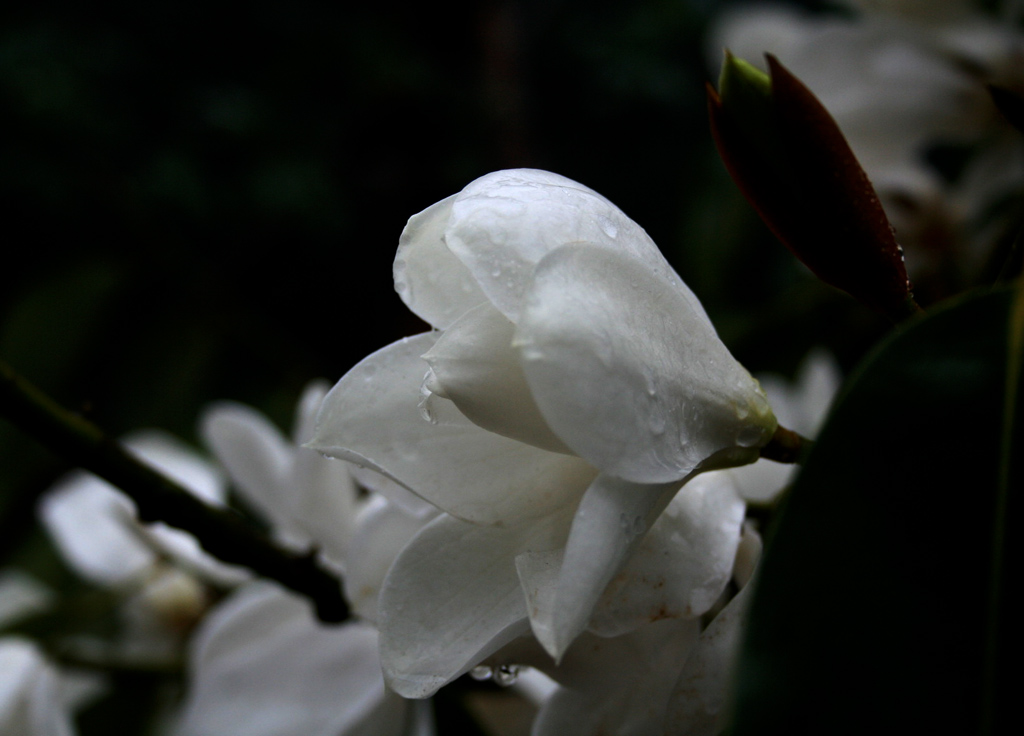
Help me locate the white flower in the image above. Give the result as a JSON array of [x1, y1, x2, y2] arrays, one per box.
[[0, 638, 79, 736], [173, 582, 434, 736], [310, 169, 776, 693], [36, 432, 248, 658], [173, 382, 433, 736]]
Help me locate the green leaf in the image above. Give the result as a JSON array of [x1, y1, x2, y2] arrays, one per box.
[[731, 287, 1023, 735]]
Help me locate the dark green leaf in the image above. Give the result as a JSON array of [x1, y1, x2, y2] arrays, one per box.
[[731, 287, 1023, 735]]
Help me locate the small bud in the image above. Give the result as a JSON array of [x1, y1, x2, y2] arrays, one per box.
[[709, 52, 920, 321]]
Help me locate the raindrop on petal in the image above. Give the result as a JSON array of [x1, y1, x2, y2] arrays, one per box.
[[493, 664, 520, 686], [470, 665, 493, 681]]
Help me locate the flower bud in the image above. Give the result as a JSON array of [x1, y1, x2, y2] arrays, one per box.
[[709, 52, 919, 321]]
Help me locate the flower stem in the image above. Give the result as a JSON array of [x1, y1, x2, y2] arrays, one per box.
[[759, 424, 813, 465], [0, 356, 349, 623]]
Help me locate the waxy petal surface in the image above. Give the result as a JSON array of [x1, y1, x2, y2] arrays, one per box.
[[516, 243, 774, 483], [423, 301, 571, 454], [445, 169, 675, 321], [310, 333, 595, 525], [377, 511, 572, 698], [517, 474, 682, 659], [393, 194, 488, 330], [588, 470, 746, 637]]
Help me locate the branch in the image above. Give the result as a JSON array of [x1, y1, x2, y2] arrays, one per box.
[[0, 357, 349, 623]]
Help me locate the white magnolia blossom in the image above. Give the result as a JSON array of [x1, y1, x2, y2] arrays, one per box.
[[173, 382, 434, 736], [708, 1, 1024, 282], [311, 169, 777, 695], [37, 431, 248, 659]]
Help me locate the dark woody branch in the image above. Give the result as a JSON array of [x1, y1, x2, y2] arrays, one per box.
[[0, 357, 349, 624]]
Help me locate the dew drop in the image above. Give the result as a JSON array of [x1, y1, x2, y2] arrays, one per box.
[[736, 424, 765, 448], [417, 373, 440, 425], [597, 216, 619, 239], [470, 665, 492, 681], [493, 664, 520, 687]]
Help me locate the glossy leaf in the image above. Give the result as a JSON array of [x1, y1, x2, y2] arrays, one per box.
[[731, 287, 1023, 734]]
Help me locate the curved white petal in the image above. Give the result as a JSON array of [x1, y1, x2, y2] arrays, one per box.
[[200, 403, 294, 534], [344, 496, 434, 623], [664, 582, 754, 736], [516, 474, 682, 660], [176, 582, 397, 736], [588, 470, 745, 637], [422, 301, 571, 454], [445, 169, 678, 321], [516, 243, 775, 483], [348, 464, 438, 518], [0, 638, 77, 736], [310, 333, 596, 525], [38, 470, 153, 586], [0, 572, 53, 628], [377, 511, 571, 698], [39, 431, 247, 587], [393, 194, 488, 329], [487, 620, 701, 736]]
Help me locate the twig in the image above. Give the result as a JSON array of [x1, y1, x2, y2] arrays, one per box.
[[0, 357, 349, 623]]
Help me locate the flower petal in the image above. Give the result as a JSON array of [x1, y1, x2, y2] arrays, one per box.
[[176, 582, 395, 736], [343, 496, 434, 623], [377, 511, 571, 698], [588, 470, 745, 637], [516, 474, 682, 660], [393, 194, 489, 329], [200, 403, 296, 535], [38, 432, 244, 587], [664, 582, 754, 736], [0, 637, 82, 736], [422, 301, 572, 454], [484, 619, 701, 736], [516, 243, 775, 483], [445, 169, 675, 321], [310, 333, 596, 525]]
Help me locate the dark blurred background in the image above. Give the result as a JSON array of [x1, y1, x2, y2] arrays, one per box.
[[1, 1, 863, 729]]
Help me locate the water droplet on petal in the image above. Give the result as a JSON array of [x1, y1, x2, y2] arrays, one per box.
[[597, 216, 619, 239], [493, 664, 520, 686], [470, 665, 493, 681], [418, 373, 440, 425], [648, 412, 666, 436], [736, 424, 765, 448]]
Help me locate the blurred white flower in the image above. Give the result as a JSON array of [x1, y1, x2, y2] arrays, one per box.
[[708, 1, 1024, 285], [311, 169, 776, 692], [0, 638, 79, 736], [37, 431, 248, 659], [173, 382, 433, 736], [173, 582, 433, 736]]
